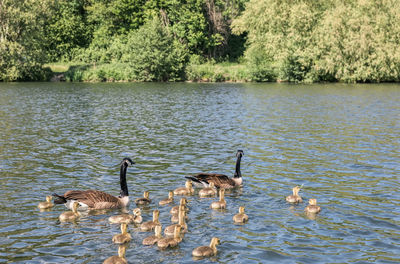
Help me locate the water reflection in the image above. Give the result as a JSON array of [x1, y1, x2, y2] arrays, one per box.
[[0, 83, 399, 263]]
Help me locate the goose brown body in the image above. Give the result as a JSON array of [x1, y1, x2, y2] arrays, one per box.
[[53, 158, 134, 210], [192, 237, 220, 257], [142, 225, 163, 245], [286, 186, 303, 203], [186, 150, 244, 189]]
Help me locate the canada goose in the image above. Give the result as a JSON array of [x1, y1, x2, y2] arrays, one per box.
[[142, 224, 163, 245], [173, 180, 194, 196], [171, 205, 188, 223], [211, 189, 226, 209], [186, 150, 244, 189], [170, 198, 188, 215], [140, 210, 160, 231], [112, 223, 131, 244], [53, 158, 134, 210], [286, 186, 303, 203], [305, 199, 321, 214], [59, 202, 80, 222], [199, 182, 217, 197], [165, 206, 187, 236], [108, 208, 142, 224], [103, 245, 127, 264], [135, 191, 151, 205], [233, 206, 248, 223], [192, 237, 220, 258], [159, 191, 174, 205], [157, 225, 182, 249], [38, 195, 54, 209]]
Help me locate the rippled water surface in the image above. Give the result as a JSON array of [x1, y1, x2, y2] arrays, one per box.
[[0, 82, 399, 263]]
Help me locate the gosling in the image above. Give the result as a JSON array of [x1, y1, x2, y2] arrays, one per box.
[[135, 191, 151, 205], [305, 199, 321, 214], [286, 186, 303, 203], [59, 202, 80, 222], [159, 191, 174, 206], [174, 180, 194, 196], [142, 225, 163, 245], [199, 182, 217, 197], [140, 210, 160, 231], [210, 189, 226, 209], [170, 198, 188, 215], [165, 206, 187, 236], [157, 225, 182, 249], [192, 237, 220, 258], [103, 245, 127, 264], [233, 206, 249, 223], [112, 223, 131, 244], [38, 195, 54, 209], [108, 208, 142, 224]]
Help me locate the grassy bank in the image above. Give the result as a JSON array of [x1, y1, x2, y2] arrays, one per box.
[[45, 61, 256, 82]]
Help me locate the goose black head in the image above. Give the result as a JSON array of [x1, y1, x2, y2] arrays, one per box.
[[236, 150, 244, 157], [121, 157, 135, 166]]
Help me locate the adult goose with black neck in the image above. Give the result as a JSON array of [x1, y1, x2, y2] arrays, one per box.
[[185, 150, 244, 189], [53, 157, 134, 210]]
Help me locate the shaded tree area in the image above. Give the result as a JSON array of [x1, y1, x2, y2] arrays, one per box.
[[232, 0, 400, 82], [1, 0, 400, 82]]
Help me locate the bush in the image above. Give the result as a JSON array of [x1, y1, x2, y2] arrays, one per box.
[[124, 17, 188, 81]]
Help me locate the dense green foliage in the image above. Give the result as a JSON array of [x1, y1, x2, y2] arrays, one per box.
[[233, 0, 400, 82], [1, 0, 400, 82]]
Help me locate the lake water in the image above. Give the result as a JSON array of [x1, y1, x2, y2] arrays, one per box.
[[0, 82, 399, 264]]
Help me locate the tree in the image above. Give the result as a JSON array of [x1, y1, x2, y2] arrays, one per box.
[[0, 0, 54, 81]]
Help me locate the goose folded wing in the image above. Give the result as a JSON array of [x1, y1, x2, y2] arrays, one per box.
[[191, 173, 236, 188], [64, 190, 121, 209]]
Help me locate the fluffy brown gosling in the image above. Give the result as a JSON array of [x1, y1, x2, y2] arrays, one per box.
[[59, 202, 80, 222], [192, 237, 220, 258], [286, 186, 303, 203], [112, 223, 131, 244], [170, 198, 188, 215], [199, 182, 217, 197], [103, 245, 127, 264], [211, 189, 226, 209], [173, 180, 194, 196], [157, 225, 182, 249], [165, 206, 187, 236], [108, 208, 142, 224], [135, 191, 151, 205], [140, 210, 160, 231], [38, 195, 54, 209], [142, 225, 163, 245], [159, 191, 174, 206], [233, 206, 249, 223], [305, 199, 321, 214]]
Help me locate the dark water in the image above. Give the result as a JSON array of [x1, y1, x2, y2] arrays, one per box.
[[0, 82, 399, 264]]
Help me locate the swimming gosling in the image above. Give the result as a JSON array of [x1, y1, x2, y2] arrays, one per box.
[[233, 206, 248, 223], [192, 237, 220, 258]]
